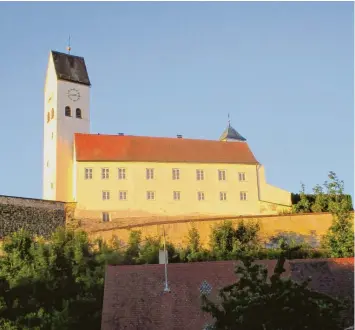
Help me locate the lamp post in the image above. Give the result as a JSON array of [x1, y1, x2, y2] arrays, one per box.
[[159, 208, 170, 293], [163, 224, 170, 293]]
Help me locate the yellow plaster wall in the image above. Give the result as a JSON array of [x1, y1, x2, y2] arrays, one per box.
[[75, 161, 291, 218], [257, 165, 291, 206], [85, 212, 336, 248]]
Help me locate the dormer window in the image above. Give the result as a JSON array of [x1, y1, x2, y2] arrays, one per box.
[[76, 108, 82, 119], [65, 106, 71, 117]]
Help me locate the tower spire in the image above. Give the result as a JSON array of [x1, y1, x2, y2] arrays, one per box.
[[228, 113, 231, 127], [66, 35, 71, 54]]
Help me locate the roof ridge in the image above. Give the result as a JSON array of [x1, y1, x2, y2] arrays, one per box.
[[74, 132, 247, 143], [51, 50, 85, 60]]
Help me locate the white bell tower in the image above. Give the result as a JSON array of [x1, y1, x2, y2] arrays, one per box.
[[43, 50, 91, 202]]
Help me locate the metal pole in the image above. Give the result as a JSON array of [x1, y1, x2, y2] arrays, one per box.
[[163, 224, 170, 292]]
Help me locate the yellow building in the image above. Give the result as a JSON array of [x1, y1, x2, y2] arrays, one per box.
[[43, 50, 291, 222]]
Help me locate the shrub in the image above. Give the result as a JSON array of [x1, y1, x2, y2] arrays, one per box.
[[210, 219, 261, 260], [322, 172, 354, 257], [0, 228, 111, 329]]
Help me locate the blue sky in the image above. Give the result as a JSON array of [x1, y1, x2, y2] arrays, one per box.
[[0, 2, 353, 200]]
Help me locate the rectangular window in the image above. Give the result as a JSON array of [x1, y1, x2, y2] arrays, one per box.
[[146, 168, 154, 180], [85, 168, 93, 180], [172, 168, 180, 180], [220, 192, 227, 201], [240, 191, 247, 201], [102, 191, 110, 200], [196, 169, 204, 181], [118, 168, 126, 180], [102, 212, 110, 222], [218, 170, 226, 181], [50, 182, 54, 189], [147, 191, 155, 200], [101, 168, 109, 179], [197, 191, 205, 201], [173, 191, 181, 201], [119, 191, 127, 201], [239, 172, 246, 182]]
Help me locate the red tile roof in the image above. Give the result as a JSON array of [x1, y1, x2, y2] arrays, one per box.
[[101, 258, 354, 330], [74, 133, 259, 164]]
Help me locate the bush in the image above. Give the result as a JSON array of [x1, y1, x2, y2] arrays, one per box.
[[292, 173, 353, 214], [321, 172, 354, 257], [0, 228, 114, 329], [123, 230, 141, 264], [210, 219, 261, 260]]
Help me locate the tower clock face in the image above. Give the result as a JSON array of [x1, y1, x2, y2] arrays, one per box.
[[67, 88, 80, 102]]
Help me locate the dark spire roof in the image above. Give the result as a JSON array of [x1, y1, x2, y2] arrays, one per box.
[[219, 123, 247, 142], [51, 51, 91, 86]]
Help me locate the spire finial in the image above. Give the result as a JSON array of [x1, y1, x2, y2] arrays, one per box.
[[228, 113, 231, 127], [66, 35, 71, 54]]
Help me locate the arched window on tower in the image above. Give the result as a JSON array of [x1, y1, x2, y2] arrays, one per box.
[[65, 106, 71, 117], [76, 108, 82, 119], [47, 112, 50, 123], [51, 108, 54, 119]]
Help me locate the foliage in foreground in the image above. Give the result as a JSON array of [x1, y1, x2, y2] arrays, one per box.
[[201, 245, 346, 330], [291, 172, 353, 214], [321, 172, 354, 257], [290, 171, 353, 258], [0, 229, 111, 329]]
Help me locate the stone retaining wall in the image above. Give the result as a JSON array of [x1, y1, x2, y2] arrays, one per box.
[[0, 195, 67, 238]]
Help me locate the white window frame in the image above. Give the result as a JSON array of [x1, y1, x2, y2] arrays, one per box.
[[146, 168, 154, 180], [146, 191, 155, 200], [102, 190, 110, 201], [196, 169, 204, 181], [240, 191, 247, 201], [172, 168, 180, 180], [119, 190, 127, 201], [239, 172, 246, 182], [218, 170, 226, 181], [101, 168, 109, 180], [220, 192, 227, 201], [173, 191, 181, 201], [102, 212, 110, 222], [198, 191, 205, 201], [85, 168, 93, 180], [117, 168, 126, 180]]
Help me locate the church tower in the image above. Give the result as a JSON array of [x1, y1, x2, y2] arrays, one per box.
[[43, 50, 91, 202]]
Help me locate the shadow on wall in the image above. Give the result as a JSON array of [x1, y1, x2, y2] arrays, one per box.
[[265, 230, 320, 248]]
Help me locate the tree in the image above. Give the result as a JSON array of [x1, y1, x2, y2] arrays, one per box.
[[137, 236, 161, 264], [292, 183, 311, 213], [179, 225, 210, 262], [322, 172, 354, 257], [0, 228, 112, 329], [123, 230, 142, 264], [201, 245, 344, 330], [210, 220, 261, 260]]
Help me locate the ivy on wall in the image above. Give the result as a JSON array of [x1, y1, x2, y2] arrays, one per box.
[[0, 203, 65, 239]]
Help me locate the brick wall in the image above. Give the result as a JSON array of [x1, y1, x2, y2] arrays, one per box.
[[0, 195, 67, 238]]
